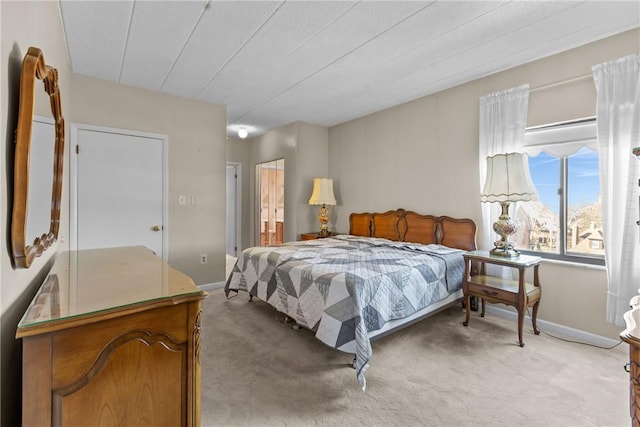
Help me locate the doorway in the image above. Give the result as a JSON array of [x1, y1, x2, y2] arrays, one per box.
[[256, 159, 284, 246], [70, 124, 168, 259], [226, 162, 241, 256]]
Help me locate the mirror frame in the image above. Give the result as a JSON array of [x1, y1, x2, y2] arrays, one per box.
[[11, 47, 65, 268]]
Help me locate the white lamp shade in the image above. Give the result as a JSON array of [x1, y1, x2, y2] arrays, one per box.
[[481, 153, 538, 203], [308, 178, 336, 206]]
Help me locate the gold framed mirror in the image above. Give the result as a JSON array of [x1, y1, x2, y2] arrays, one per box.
[[11, 47, 64, 268]]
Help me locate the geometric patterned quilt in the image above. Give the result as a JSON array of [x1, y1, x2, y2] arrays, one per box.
[[224, 235, 465, 390]]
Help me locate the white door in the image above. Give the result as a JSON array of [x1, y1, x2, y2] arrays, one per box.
[[226, 162, 241, 256], [71, 125, 167, 258]]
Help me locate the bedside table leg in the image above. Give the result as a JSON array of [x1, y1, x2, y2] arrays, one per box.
[[518, 309, 525, 347], [463, 294, 471, 326], [532, 301, 540, 335], [481, 298, 486, 317]]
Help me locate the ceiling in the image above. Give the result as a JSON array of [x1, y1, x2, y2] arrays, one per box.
[[58, 1, 640, 138]]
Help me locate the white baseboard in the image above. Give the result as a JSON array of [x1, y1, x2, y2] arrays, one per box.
[[199, 281, 225, 292], [485, 305, 620, 348]]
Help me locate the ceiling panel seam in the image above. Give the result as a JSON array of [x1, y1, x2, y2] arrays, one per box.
[[57, 1, 640, 137], [354, 1, 510, 84], [232, 1, 435, 123], [279, 1, 359, 64], [228, 1, 508, 123], [221, 1, 359, 111], [159, 1, 213, 92], [332, 1, 583, 111], [195, 1, 286, 99], [117, 0, 136, 83]]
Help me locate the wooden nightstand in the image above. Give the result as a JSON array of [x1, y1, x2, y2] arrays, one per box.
[[621, 295, 640, 425], [462, 250, 542, 347], [300, 232, 338, 241]]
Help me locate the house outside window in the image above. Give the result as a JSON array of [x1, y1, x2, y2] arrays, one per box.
[[512, 119, 604, 265]]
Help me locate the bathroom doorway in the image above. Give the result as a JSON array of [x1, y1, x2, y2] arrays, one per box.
[[256, 159, 284, 246]]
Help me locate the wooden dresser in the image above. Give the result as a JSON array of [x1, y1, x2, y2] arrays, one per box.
[[622, 294, 640, 426], [16, 246, 207, 427]]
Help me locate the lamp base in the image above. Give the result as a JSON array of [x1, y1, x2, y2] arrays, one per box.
[[317, 204, 330, 237], [491, 201, 520, 258], [490, 246, 520, 258]]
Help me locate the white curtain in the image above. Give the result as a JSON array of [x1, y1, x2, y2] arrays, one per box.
[[592, 54, 640, 326], [478, 84, 530, 252]]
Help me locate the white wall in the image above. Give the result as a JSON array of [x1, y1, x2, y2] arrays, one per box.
[[246, 121, 329, 244], [329, 28, 640, 340]]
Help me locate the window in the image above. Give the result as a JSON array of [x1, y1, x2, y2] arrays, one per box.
[[512, 119, 604, 265]]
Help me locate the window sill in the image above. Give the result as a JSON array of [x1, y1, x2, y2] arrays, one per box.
[[539, 257, 606, 271], [517, 248, 605, 269]]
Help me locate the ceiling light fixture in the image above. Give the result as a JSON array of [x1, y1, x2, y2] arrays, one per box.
[[238, 127, 248, 139]]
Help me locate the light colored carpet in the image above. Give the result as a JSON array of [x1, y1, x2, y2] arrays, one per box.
[[201, 289, 629, 426]]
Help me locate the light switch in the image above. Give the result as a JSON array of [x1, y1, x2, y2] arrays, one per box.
[[178, 195, 186, 205]]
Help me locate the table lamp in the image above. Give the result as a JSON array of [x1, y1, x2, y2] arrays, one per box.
[[481, 153, 538, 257], [308, 178, 336, 236]]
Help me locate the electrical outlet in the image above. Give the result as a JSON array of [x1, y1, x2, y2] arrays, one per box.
[[200, 254, 207, 264]]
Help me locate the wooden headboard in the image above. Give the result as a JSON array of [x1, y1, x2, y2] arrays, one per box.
[[349, 209, 477, 251]]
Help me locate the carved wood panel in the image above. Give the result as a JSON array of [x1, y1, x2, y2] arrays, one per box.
[[629, 346, 640, 426], [53, 333, 186, 426], [348, 209, 477, 251]]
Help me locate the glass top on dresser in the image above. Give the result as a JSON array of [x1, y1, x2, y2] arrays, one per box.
[[17, 246, 204, 334]]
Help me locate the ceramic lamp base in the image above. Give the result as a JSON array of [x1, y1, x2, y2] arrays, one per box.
[[318, 204, 330, 236], [491, 201, 519, 258]]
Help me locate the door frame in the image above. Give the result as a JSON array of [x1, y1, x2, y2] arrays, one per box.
[[69, 123, 169, 260], [255, 158, 285, 246], [226, 161, 242, 256]]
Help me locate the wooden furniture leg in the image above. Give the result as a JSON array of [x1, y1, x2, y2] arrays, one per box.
[[532, 264, 541, 335], [532, 301, 540, 335], [517, 309, 525, 347], [464, 294, 471, 326], [463, 258, 471, 327], [517, 266, 526, 347]]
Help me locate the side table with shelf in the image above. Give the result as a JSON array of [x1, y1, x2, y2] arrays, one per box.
[[462, 250, 542, 347]]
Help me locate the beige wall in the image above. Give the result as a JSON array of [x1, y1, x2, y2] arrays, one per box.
[[329, 28, 640, 340], [71, 74, 226, 286], [1, 2, 72, 425], [295, 122, 330, 235], [1, 2, 227, 422], [226, 137, 251, 250], [248, 122, 298, 244], [245, 121, 329, 244], [1, 2, 637, 423]]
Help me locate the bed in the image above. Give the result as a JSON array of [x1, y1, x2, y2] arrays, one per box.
[[225, 209, 477, 389]]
